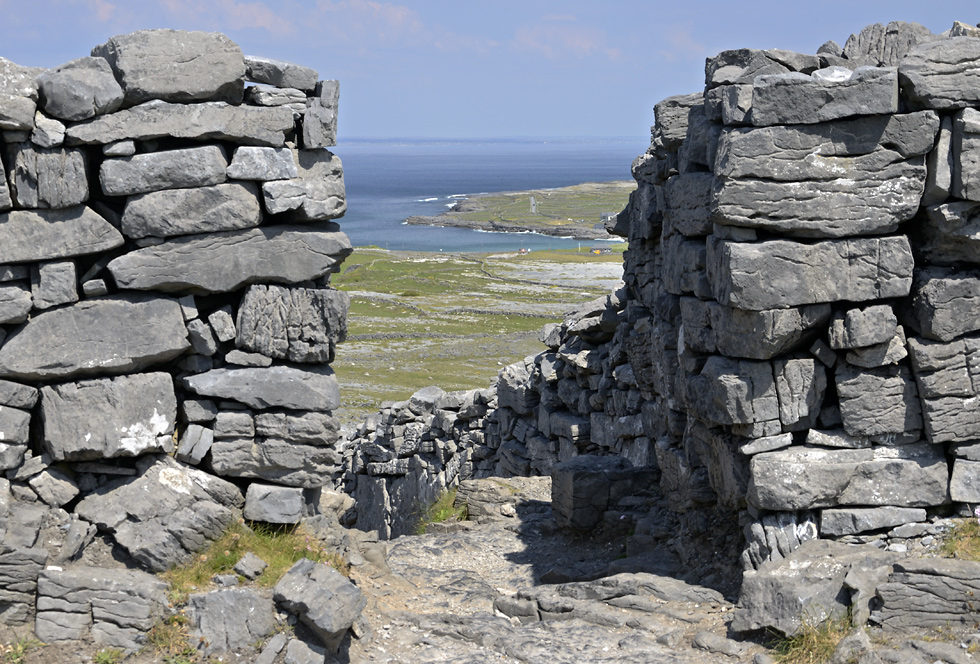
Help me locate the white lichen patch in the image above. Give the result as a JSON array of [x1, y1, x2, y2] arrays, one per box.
[[158, 466, 192, 495]]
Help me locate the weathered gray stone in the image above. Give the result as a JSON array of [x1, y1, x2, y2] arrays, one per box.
[[92, 29, 245, 105], [210, 438, 341, 488], [828, 305, 897, 349], [28, 468, 78, 507], [74, 455, 243, 572], [107, 225, 351, 295], [662, 234, 710, 298], [952, 107, 980, 202], [236, 285, 348, 364], [908, 267, 980, 342], [246, 86, 307, 111], [275, 149, 345, 221], [66, 100, 295, 147], [774, 357, 825, 432], [845, 326, 908, 368], [182, 365, 340, 412], [0, 57, 41, 131], [227, 146, 297, 181], [900, 37, 980, 110], [748, 443, 947, 511], [874, 558, 980, 630], [244, 484, 306, 523], [176, 424, 213, 465], [0, 284, 31, 325], [711, 157, 924, 238], [0, 443, 27, 471], [733, 539, 897, 636], [121, 182, 262, 239], [36, 56, 124, 121], [284, 639, 325, 664], [186, 319, 218, 356], [0, 546, 46, 624], [820, 507, 927, 536], [0, 404, 30, 445], [836, 363, 921, 437], [705, 49, 795, 88], [214, 412, 254, 439], [40, 372, 176, 461], [844, 21, 936, 67], [924, 115, 953, 206], [707, 235, 914, 310], [303, 80, 339, 149], [653, 93, 703, 155], [551, 455, 645, 530], [692, 301, 831, 360], [186, 588, 275, 656], [906, 336, 980, 440], [0, 206, 121, 264], [0, 294, 189, 381], [31, 261, 77, 310], [35, 565, 168, 650], [245, 56, 318, 92], [663, 173, 713, 236], [254, 412, 340, 446], [100, 145, 227, 196], [751, 66, 898, 127], [235, 552, 268, 580], [274, 558, 366, 651], [0, 379, 37, 410], [7, 142, 89, 208], [685, 355, 779, 426], [207, 307, 236, 343], [949, 459, 980, 502], [225, 350, 273, 367], [920, 201, 980, 264], [31, 112, 65, 148], [181, 399, 217, 423]]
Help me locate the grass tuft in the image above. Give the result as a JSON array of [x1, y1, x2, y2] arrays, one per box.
[[768, 615, 852, 664], [93, 648, 125, 664], [941, 517, 980, 560], [1, 639, 44, 664], [415, 488, 468, 534], [146, 613, 196, 662]]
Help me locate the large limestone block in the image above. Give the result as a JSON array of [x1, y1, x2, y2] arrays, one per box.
[[0, 546, 47, 624], [74, 455, 244, 572], [100, 145, 227, 196], [262, 150, 346, 221], [751, 66, 898, 126], [711, 157, 924, 238], [186, 588, 275, 656], [36, 56, 124, 121], [907, 335, 980, 443], [107, 225, 352, 294], [274, 559, 366, 652], [66, 100, 295, 147], [0, 56, 41, 131], [236, 285, 349, 363], [950, 459, 980, 502], [245, 55, 318, 91], [715, 111, 939, 179], [40, 372, 176, 461], [663, 173, 713, 236], [685, 355, 779, 426], [875, 559, 980, 631], [747, 444, 949, 511], [953, 107, 980, 202], [919, 202, 980, 265], [92, 29, 245, 104], [243, 484, 306, 523], [226, 146, 297, 181], [254, 412, 340, 447], [653, 93, 702, 155], [0, 405, 30, 444], [774, 357, 825, 432], [827, 305, 897, 349], [0, 206, 121, 263], [707, 235, 914, 310], [0, 294, 189, 381], [209, 438, 342, 487], [907, 267, 980, 342], [836, 363, 921, 437], [182, 365, 340, 411], [900, 37, 980, 110], [7, 143, 89, 208], [662, 234, 710, 297], [121, 182, 261, 239], [842, 21, 936, 67], [820, 507, 927, 536], [303, 80, 339, 149]]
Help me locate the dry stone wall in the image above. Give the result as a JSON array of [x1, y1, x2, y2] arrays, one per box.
[[345, 21, 980, 576], [0, 28, 354, 643]]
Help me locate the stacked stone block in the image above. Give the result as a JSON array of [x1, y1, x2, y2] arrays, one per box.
[[0, 28, 351, 641]]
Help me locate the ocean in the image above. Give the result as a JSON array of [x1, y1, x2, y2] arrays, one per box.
[[333, 138, 648, 252]]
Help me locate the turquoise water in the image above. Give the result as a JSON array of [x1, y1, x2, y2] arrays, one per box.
[[334, 138, 646, 252]]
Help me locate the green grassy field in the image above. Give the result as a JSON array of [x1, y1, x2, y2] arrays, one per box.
[[331, 246, 625, 426]]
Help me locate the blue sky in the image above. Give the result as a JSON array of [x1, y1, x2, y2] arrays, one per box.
[[1, 1, 977, 139]]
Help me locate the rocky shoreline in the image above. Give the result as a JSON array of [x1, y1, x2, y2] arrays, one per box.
[[403, 214, 613, 240]]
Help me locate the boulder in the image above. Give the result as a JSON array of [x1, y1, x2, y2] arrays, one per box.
[[747, 443, 948, 511], [186, 588, 275, 656], [751, 66, 898, 126], [243, 484, 306, 523], [66, 100, 295, 147], [707, 235, 914, 310], [40, 372, 176, 461], [900, 37, 980, 110], [36, 56, 124, 121], [121, 182, 262, 239], [100, 145, 228, 196], [74, 455, 244, 572], [182, 365, 340, 411], [92, 29, 245, 104], [35, 566, 168, 650], [0, 206, 121, 264], [245, 55, 319, 91], [6, 142, 89, 208], [0, 294, 189, 381], [273, 558, 366, 652], [236, 284, 349, 363], [107, 225, 352, 294]]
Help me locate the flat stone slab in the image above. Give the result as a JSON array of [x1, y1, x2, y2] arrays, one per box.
[[40, 372, 176, 461], [66, 100, 295, 147], [182, 365, 340, 411], [0, 206, 122, 264], [74, 455, 244, 572], [210, 438, 342, 487], [100, 145, 228, 196], [820, 507, 927, 536], [0, 294, 189, 381], [121, 182, 261, 239], [92, 29, 245, 105], [748, 443, 948, 511], [107, 225, 352, 295], [874, 558, 980, 630], [900, 37, 980, 110], [186, 588, 275, 656], [244, 484, 306, 523], [707, 235, 914, 310], [245, 55, 318, 91], [751, 66, 898, 126]]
